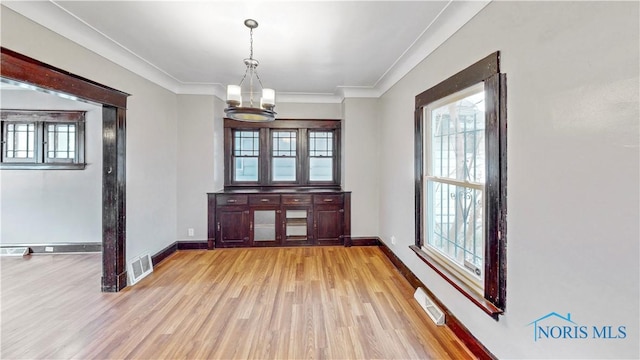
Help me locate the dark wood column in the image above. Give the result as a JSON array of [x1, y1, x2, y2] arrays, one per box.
[[102, 106, 127, 291], [1, 47, 130, 292]]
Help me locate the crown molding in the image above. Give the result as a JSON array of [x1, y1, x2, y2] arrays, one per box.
[[3, 0, 490, 102], [2, 1, 183, 93], [340, 0, 491, 98]]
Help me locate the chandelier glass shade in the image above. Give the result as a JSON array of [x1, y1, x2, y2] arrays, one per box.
[[224, 19, 276, 122]]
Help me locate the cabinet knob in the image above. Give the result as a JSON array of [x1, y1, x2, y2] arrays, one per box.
[[217, 222, 221, 232], [227, 199, 236, 203], [323, 198, 334, 202], [293, 199, 300, 202], [260, 198, 269, 202]]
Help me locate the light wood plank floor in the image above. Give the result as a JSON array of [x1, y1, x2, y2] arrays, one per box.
[[1, 247, 475, 359]]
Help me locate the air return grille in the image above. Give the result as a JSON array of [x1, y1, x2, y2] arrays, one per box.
[[128, 253, 153, 285], [413, 287, 445, 326], [0, 247, 29, 256]]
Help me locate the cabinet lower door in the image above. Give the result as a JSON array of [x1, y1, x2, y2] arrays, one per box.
[[283, 207, 313, 246], [216, 208, 250, 247], [251, 209, 280, 246], [314, 205, 344, 245]]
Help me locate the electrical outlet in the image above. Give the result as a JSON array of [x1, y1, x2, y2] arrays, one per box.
[[44, 246, 54, 252], [188, 228, 194, 237], [391, 236, 397, 245]]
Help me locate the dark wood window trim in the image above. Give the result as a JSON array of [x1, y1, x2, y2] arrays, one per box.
[[1, 47, 130, 293], [1, 110, 86, 170], [224, 118, 341, 189], [414, 52, 507, 318]]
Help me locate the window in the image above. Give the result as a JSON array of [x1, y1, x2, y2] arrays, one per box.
[[272, 130, 297, 182], [1, 110, 86, 169], [309, 131, 334, 182], [224, 119, 340, 188], [233, 130, 260, 182], [413, 52, 506, 319]]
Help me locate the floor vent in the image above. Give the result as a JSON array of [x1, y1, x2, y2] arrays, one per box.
[[0, 247, 29, 257], [128, 253, 153, 285], [414, 287, 445, 326]]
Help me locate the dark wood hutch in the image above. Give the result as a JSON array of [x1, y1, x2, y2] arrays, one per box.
[[207, 118, 351, 249]]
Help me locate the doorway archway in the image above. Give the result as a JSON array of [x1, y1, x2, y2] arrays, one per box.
[[1, 47, 128, 292]]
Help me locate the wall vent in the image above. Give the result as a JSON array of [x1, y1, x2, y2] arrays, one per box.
[[0, 247, 29, 257], [414, 287, 445, 326], [128, 253, 153, 285]]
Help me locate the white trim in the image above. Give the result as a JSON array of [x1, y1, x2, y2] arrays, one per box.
[[425, 176, 484, 190], [423, 244, 484, 295], [422, 81, 487, 295]]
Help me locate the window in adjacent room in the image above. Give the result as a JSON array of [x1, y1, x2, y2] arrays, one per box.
[[1, 110, 86, 169], [413, 52, 506, 318]]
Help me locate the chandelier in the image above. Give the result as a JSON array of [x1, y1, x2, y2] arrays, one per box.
[[224, 19, 276, 122]]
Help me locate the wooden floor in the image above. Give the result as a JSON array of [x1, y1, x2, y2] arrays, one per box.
[[1, 247, 475, 359]]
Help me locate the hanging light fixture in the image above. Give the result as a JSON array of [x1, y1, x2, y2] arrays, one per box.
[[225, 19, 276, 122]]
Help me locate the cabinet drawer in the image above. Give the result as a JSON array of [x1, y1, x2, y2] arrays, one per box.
[[314, 194, 344, 205], [282, 194, 312, 205], [217, 194, 248, 205], [249, 194, 281, 205]]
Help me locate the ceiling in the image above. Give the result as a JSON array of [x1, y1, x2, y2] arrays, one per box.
[[2, 1, 489, 102]]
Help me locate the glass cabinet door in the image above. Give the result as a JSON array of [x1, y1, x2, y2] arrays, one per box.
[[253, 210, 276, 242]]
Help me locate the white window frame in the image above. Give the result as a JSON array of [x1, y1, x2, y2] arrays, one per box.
[[423, 83, 485, 295]]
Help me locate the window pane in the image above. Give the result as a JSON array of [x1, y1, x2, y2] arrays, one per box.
[[309, 131, 333, 157], [272, 131, 296, 157], [272, 157, 296, 181], [47, 123, 76, 159], [5, 122, 35, 159], [309, 157, 333, 181], [234, 131, 259, 156], [427, 181, 483, 277], [234, 157, 258, 181], [430, 90, 485, 183]]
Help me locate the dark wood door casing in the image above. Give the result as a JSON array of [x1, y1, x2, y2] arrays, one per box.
[[1, 47, 130, 292]]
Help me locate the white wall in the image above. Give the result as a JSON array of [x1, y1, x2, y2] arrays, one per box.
[[0, 90, 102, 244], [176, 95, 217, 241], [342, 98, 380, 237], [275, 102, 341, 119], [1, 6, 179, 262], [378, 1, 639, 358]]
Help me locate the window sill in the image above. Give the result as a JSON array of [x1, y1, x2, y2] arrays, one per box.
[[410, 245, 503, 320], [0, 163, 86, 170]]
